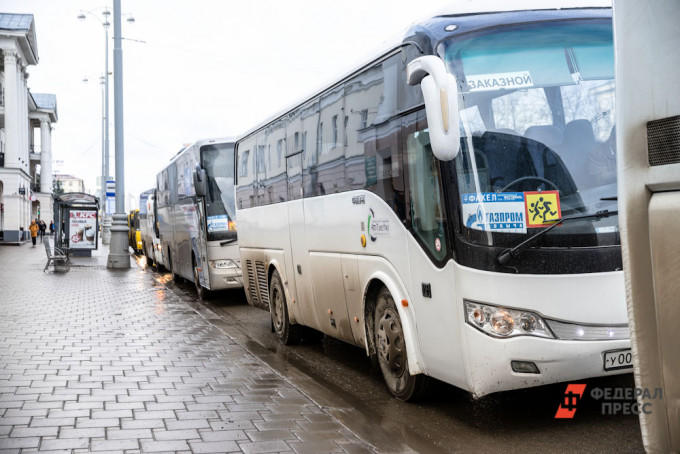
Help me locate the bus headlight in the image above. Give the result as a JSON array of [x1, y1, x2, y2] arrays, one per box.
[[209, 259, 239, 269], [465, 300, 554, 339]]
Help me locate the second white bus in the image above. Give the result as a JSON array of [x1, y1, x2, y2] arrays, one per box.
[[156, 138, 243, 298]]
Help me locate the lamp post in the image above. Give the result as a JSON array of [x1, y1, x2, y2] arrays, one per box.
[[77, 7, 112, 243], [106, 0, 130, 269]]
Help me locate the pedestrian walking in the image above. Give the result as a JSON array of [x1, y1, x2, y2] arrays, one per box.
[[39, 220, 46, 242], [49, 220, 55, 236], [29, 220, 39, 247]]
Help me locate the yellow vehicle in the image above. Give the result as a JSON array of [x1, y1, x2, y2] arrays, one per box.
[[127, 209, 143, 254]]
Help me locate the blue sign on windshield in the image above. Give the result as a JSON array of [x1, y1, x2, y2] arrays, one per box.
[[462, 192, 527, 234], [207, 215, 230, 232]]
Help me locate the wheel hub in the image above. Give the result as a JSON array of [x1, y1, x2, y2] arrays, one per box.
[[377, 308, 405, 376], [272, 286, 284, 330]]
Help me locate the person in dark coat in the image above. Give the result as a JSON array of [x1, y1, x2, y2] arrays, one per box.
[[38, 220, 46, 242]]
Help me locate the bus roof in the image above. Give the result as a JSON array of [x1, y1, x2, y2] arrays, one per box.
[[168, 137, 237, 163], [236, 3, 611, 144]]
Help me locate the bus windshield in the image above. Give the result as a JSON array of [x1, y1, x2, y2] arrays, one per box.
[[201, 143, 237, 242], [440, 19, 618, 250]]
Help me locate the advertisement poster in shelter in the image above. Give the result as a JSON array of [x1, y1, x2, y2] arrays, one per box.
[[69, 209, 98, 249]]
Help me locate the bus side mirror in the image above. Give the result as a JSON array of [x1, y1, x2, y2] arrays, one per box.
[[193, 165, 208, 197], [407, 56, 460, 161]]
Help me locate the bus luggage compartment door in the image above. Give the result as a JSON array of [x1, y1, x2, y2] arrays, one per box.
[[309, 253, 355, 343]]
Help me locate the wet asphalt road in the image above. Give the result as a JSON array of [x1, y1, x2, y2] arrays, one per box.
[[140, 257, 644, 454]]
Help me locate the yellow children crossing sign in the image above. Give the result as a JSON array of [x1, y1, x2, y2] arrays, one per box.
[[525, 191, 562, 228]]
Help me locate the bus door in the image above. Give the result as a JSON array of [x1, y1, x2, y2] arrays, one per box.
[[285, 146, 314, 327], [402, 110, 465, 378], [194, 197, 210, 288]]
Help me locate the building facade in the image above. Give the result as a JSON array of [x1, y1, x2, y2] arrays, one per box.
[[53, 174, 85, 194], [1, 13, 58, 243]]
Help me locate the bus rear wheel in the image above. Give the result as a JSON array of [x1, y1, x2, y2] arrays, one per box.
[[168, 250, 182, 283], [269, 270, 301, 345], [374, 286, 430, 401]]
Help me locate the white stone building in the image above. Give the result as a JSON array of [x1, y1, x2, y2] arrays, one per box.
[[1, 13, 58, 243], [53, 174, 85, 194]]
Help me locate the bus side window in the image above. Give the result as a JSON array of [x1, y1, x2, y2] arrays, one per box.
[[405, 114, 448, 262]]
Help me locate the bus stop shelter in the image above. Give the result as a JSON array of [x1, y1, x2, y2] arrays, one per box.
[[53, 193, 99, 257]]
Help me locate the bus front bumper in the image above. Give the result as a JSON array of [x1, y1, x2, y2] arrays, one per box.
[[207, 264, 243, 290], [464, 325, 632, 398]]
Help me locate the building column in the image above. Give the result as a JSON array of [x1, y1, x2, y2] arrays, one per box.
[[20, 65, 26, 228], [2, 49, 20, 169], [21, 69, 30, 170], [39, 120, 52, 193]]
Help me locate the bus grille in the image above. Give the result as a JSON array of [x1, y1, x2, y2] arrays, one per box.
[[246, 260, 259, 306], [256, 261, 269, 308], [648, 115, 680, 166]]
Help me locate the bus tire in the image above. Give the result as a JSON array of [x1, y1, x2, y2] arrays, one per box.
[[193, 258, 210, 300], [168, 251, 182, 283], [374, 286, 430, 401], [143, 241, 154, 268], [269, 270, 301, 345]]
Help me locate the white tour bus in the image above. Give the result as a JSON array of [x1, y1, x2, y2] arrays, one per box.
[[235, 4, 627, 400], [156, 138, 242, 298], [138, 188, 164, 268]]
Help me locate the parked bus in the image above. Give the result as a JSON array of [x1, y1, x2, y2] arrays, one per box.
[[139, 188, 164, 268], [235, 4, 626, 400], [614, 0, 679, 449], [127, 209, 142, 254], [156, 138, 242, 299]]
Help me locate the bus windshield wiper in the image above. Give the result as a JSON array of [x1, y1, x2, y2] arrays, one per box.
[[220, 238, 236, 246], [600, 196, 618, 201], [497, 210, 618, 265]]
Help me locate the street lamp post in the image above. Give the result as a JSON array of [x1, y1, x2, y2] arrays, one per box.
[[78, 7, 111, 243], [99, 75, 107, 236], [106, 0, 130, 269]]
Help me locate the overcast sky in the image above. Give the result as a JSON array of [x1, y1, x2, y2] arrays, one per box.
[[5, 1, 607, 210], [3, 0, 458, 209]]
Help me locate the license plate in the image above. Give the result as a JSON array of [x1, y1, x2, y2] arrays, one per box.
[[603, 349, 634, 371]]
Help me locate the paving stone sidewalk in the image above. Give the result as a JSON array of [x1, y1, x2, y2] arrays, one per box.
[[0, 242, 398, 453]]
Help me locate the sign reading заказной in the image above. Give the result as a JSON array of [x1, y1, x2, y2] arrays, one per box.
[[466, 71, 533, 92]]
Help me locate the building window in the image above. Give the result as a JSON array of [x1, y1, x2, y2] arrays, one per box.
[[344, 115, 349, 146], [240, 150, 249, 177], [332, 115, 338, 147]]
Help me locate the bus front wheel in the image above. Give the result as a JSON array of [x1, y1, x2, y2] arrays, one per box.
[[269, 270, 301, 345], [193, 259, 210, 300], [374, 286, 430, 401], [143, 241, 154, 268]]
